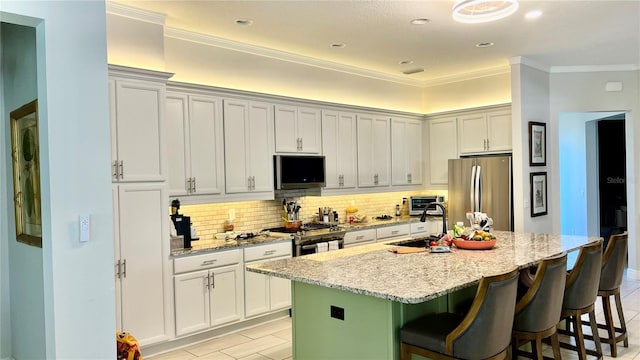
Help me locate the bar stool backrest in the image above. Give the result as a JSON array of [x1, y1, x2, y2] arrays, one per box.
[[563, 240, 603, 311], [600, 232, 628, 291], [514, 253, 568, 333], [448, 268, 519, 359]]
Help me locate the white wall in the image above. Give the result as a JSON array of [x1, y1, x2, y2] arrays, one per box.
[[550, 70, 640, 278], [1, 1, 116, 358], [510, 61, 552, 233]]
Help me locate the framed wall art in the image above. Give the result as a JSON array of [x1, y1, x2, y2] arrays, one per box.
[[530, 172, 548, 217], [10, 99, 42, 248], [529, 121, 546, 166]]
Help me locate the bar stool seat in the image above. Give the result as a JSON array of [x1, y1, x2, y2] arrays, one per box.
[[557, 240, 604, 360], [512, 253, 568, 360], [585, 232, 629, 357], [400, 268, 519, 360]]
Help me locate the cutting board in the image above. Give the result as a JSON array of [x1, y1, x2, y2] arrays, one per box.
[[388, 247, 427, 254]]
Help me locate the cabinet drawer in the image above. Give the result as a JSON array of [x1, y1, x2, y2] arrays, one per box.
[[343, 229, 376, 246], [410, 222, 428, 235], [174, 249, 242, 274], [244, 241, 292, 262], [376, 224, 410, 240]]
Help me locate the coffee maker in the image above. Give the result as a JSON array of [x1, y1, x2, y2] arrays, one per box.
[[170, 199, 193, 249]]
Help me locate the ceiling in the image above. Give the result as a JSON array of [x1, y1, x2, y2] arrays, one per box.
[[109, 0, 640, 86]]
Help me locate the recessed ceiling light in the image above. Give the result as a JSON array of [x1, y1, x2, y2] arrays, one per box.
[[399, 60, 414, 65], [525, 10, 543, 19], [402, 68, 424, 75], [235, 18, 253, 26], [475, 42, 495, 48], [330, 43, 346, 48], [410, 18, 430, 25]]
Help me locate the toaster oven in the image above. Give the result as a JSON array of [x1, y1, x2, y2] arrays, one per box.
[[410, 196, 445, 216]]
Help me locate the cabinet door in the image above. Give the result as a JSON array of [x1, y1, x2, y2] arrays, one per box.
[[274, 105, 298, 153], [117, 184, 169, 345], [210, 265, 243, 327], [297, 107, 321, 154], [372, 116, 391, 186], [337, 113, 358, 188], [114, 80, 165, 181], [458, 113, 487, 154], [322, 111, 340, 188], [174, 270, 210, 336], [189, 95, 224, 195], [109, 79, 118, 181], [429, 117, 458, 185], [247, 102, 274, 193], [113, 186, 122, 331], [391, 119, 408, 185], [223, 99, 250, 193], [166, 93, 190, 196], [406, 120, 423, 185], [270, 276, 292, 310], [486, 110, 512, 152], [244, 268, 270, 317]]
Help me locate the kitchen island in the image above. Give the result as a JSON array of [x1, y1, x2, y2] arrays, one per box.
[[247, 231, 601, 360]]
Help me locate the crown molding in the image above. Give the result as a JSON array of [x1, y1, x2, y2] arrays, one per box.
[[164, 27, 427, 88], [510, 56, 550, 72], [422, 65, 511, 87], [106, 1, 165, 25], [550, 64, 639, 73]]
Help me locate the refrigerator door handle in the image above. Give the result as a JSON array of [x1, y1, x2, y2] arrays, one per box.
[[475, 165, 482, 212], [470, 165, 477, 212]]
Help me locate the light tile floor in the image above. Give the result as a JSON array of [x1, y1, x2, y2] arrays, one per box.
[[149, 276, 640, 360]]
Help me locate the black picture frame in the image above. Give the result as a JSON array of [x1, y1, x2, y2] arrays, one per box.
[[530, 172, 548, 217], [529, 121, 546, 166]]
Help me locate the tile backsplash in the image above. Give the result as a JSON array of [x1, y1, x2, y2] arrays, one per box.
[[180, 190, 446, 240]]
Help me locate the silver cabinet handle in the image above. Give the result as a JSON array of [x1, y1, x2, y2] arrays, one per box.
[[186, 178, 192, 193], [201, 259, 217, 266], [263, 249, 276, 256], [247, 177, 252, 190], [112, 161, 118, 179], [486, 139, 490, 150], [115, 260, 121, 279], [391, 230, 399, 235], [205, 274, 210, 289], [210, 273, 215, 289], [252, 176, 256, 190], [192, 177, 196, 193], [122, 259, 127, 278], [356, 235, 365, 240], [119, 160, 124, 179]]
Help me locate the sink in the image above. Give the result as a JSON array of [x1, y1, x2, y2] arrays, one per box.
[[391, 236, 440, 248]]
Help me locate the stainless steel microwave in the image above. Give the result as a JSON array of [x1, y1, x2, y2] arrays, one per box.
[[274, 155, 326, 190], [410, 196, 445, 216]]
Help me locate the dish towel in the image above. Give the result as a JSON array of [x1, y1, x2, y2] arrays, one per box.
[[316, 242, 329, 253], [328, 240, 340, 251]]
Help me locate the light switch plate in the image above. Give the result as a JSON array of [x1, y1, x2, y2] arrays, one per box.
[[79, 215, 90, 243]]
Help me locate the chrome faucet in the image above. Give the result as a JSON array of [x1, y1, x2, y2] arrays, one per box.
[[420, 202, 447, 236]]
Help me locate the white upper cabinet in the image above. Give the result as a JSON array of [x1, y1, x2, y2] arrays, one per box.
[[166, 88, 224, 197], [357, 114, 390, 187], [223, 99, 274, 196], [391, 117, 423, 186], [274, 105, 322, 154], [458, 109, 512, 155], [322, 111, 357, 189], [428, 117, 458, 185], [109, 65, 172, 182]]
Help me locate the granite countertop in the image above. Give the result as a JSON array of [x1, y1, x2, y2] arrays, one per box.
[[170, 233, 293, 257], [338, 215, 442, 231], [247, 231, 601, 304]]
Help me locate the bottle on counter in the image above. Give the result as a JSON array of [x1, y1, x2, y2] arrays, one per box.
[[396, 204, 401, 217]]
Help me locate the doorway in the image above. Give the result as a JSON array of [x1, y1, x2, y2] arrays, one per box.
[[597, 116, 627, 244]]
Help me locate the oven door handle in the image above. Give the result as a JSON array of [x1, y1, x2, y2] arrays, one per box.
[[300, 239, 344, 250]]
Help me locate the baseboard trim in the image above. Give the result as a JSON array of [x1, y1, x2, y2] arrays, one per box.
[[142, 310, 290, 358]]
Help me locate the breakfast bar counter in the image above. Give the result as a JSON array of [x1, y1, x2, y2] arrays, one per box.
[[247, 231, 600, 359]]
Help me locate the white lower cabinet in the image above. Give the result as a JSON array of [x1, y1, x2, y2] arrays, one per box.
[[376, 224, 411, 242], [244, 242, 292, 318], [173, 249, 244, 337], [343, 229, 376, 248]]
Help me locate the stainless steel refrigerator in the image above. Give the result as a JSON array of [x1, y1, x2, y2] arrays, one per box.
[[448, 155, 513, 231]]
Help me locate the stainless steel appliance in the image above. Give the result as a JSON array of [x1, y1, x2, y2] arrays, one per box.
[[448, 155, 513, 231], [409, 195, 445, 216], [264, 223, 346, 256], [274, 155, 326, 190]]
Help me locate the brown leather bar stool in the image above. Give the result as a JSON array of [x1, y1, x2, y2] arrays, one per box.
[[557, 240, 604, 360], [585, 232, 629, 357], [512, 253, 568, 360], [399, 268, 519, 360]]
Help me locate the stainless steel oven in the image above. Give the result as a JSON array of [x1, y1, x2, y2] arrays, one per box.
[[264, 223, 346, 257]]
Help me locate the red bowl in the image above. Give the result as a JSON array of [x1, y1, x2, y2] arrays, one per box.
[[453, 238, 496, 250]]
